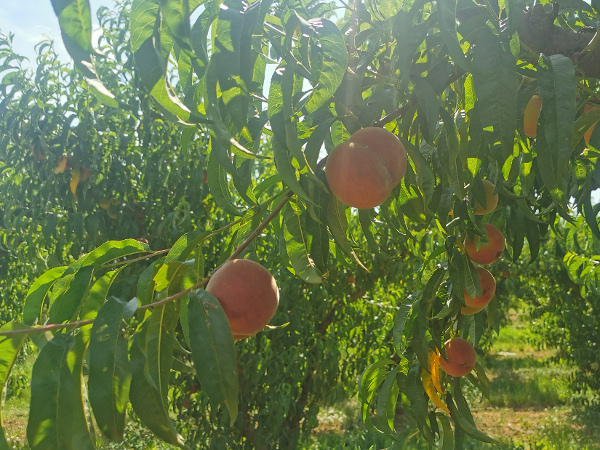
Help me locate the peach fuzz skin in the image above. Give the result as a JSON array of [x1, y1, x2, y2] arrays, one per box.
[[464, 267, 496, 308], [474, 180, 499, 215], [464, 224, 505, 265], [206, 259, 279, 340], [325, 127, 407, 209], [439, 338, 477, 377]]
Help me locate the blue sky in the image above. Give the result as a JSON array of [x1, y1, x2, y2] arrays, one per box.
[[0, 1, 117, 66]]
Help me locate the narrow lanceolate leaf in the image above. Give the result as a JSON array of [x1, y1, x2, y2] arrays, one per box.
[[146, 302, 179, 398], [372, 367, 400, 437], [406, 362, 433, 444], [50, 0, 93, 53], [27, 334, 96, 450], [472, 28, 518, 161], [326, 197, 367, 270], [392, 302, 412, 354], [77, 239, 150, 269], [207, 148, 243, 216], [48, 265, 94, 324], [436, 412, 454, 450], [129, 323, 189, 449], [304, 18, 348, 113], [50, 0, 117, 106], [187, 290, 239, 426], [437, 0, 472, 72], [446, 393, 499, 443], [538, 54, 576, 190], [79, 269, 124, 322], [22, 266, 67, 325], [0, 322, 29, 449], [137, 258, 166, 306], [89, 297, 138, 441], [282, 205, 323, 284]]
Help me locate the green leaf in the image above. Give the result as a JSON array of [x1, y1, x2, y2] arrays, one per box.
[[393, 302, 412, 354], [272, 127, 311, 203], [89, 297, 138, 441], [187, 290, 239, 426], [357, 359, 396, 404], [50, 0, 93, 53], [414, 77, 440, 139], [372, 366, 400, 437], [130, 0, 160, 52], [129, 322, 188, 449], [51, 0, 117, 105], [326, 197, 368, 270], [471, 28, 517, 161], [23, 266, 67, 326], [77, 239, 150, 270], [48, 265, 94, 324], [27, 333, 95, 450], [0, 322, 29, 449], [437, 0, 472, 73], [436, 412, 454, 450], [136, 258, 166, 306], [165, 229, 213, 264], [405, 361, 433, 444], [304, 18, 348, 113], [207, 148, 243, 216], [446, 392, 499, 443], [538, 54, 576, 190], [281, 205, 323, 283]]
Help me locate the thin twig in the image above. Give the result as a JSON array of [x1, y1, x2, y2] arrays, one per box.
[[0, 190, 295, 338], [227, 190, 293, 262]]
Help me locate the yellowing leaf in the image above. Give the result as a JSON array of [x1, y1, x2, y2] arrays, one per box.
[[422, 369, 450, 414], [427, 350, 444, 395], [70, 169, 80, 201], [54, 155, 70, 174]]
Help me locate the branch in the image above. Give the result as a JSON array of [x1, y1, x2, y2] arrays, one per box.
[[0, 190, 295, 338]]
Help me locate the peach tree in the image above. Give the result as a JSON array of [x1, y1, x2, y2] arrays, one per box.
[[1, 0, 600, 448]]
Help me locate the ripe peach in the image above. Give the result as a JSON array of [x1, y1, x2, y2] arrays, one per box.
[[439, 338, 476, 377], [523, 94, 542, 138], [461, 304, 485, 315], [325, 127, 407, 209], [474, 180, 499, 215], [205, 259, 279, 340], [464, 268, 496, 308], [464, 224, 505, 265]]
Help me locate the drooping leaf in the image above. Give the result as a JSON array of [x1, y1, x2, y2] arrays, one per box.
[[187, 290, 239, 426], [537, 54, 576, 191], [129, 322, 189, 449], [48, 265, 94, 324], [0, 322, 29, 449], [23, 266, 67, 326], [27, 333, 95, 450], [471, 28, 518, 161], [88, 297, 138, 441], [281, 204, 323, 283], [303, 18, 348, 113]]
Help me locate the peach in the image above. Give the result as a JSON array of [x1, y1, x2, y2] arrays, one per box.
[[439, 338, 476, 377], [461, 304, 485, 315], [474, 180, 499, 215], [523, 94, 542, 138], [464, 267, 496, 308], [464, 224, 505, 265], [205, 259, 279, 340], [325, 127, 407, 209]]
